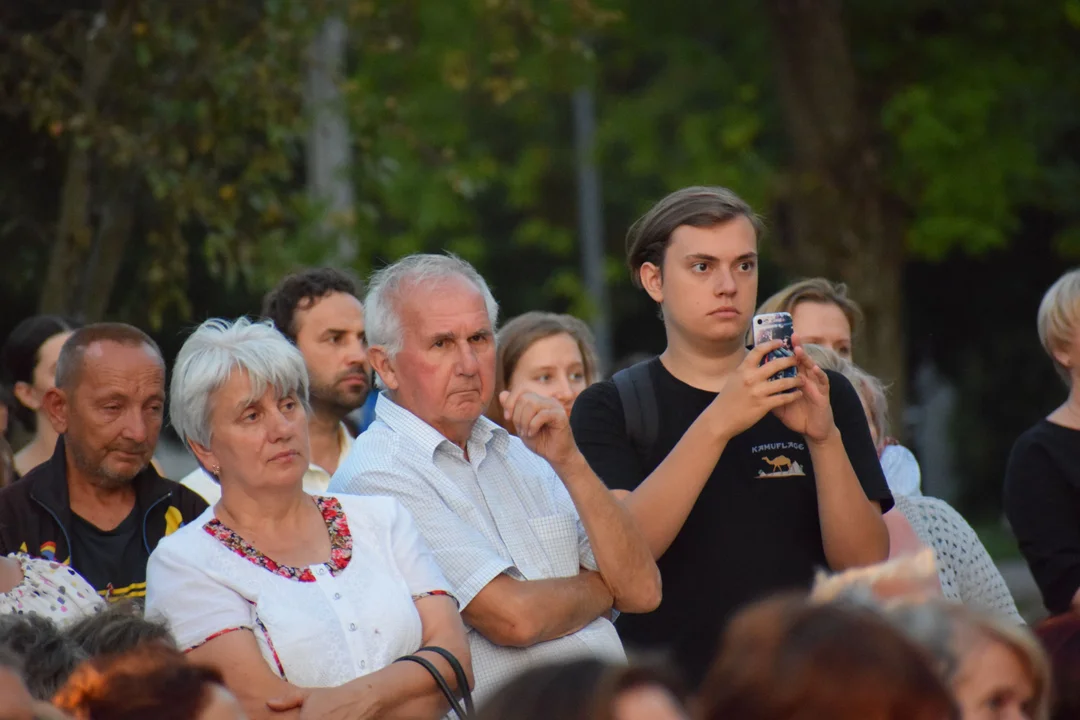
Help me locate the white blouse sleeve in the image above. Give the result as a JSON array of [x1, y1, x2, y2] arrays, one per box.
[[145, 539, 254, 651], [385, 499, 455, 605]]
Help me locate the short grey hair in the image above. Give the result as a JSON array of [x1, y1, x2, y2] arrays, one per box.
[[364, 253, 499, 359], [170, 317, 309, 448], [803, 343, 890, 448]]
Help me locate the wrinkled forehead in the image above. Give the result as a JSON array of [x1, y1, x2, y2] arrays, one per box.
[[399, 277, 492, 336]]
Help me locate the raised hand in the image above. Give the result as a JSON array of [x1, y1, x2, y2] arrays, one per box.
[[704, 339, 804, 440], [771, 334, 836, 443], [500, 388, 577, 469]]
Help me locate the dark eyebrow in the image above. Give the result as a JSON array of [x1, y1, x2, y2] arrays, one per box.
[[736, 252, 759, 263], [684, 253, 720, 263]]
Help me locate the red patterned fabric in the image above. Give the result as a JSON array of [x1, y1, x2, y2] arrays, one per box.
[[202, 496, 353, 582]]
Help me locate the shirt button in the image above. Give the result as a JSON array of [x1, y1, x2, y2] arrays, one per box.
[[349, 623, 357, 631], [360, 661, 366, 670], [316, 567, 326, 576], [334, 593, 342, 600]]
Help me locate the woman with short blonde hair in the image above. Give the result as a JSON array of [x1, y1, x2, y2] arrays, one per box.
[[757, 278, 863, 359], [1005, 268, 1080, 619], [884, 601, 1051, 720]]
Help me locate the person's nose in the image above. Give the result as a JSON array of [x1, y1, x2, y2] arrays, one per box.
[[456, 341, 480, 376], [120, 408, 150, 444], [713, 267, 737, 296], [267, 406, 296, 443], [551, 374, 573, 402], [345, 335, 367, 370]]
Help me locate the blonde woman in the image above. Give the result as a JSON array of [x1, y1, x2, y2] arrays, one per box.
[[486, 312, 601, 432], [1005, 268, 1080, 618], [884, 601, 1050, 720], [759, 279, 921, 496], [757, 278, 863, 359], [805, 345, 1022, 622]]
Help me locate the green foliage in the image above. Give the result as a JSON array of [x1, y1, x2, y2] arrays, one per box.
[[1, 0, 1078, 328]]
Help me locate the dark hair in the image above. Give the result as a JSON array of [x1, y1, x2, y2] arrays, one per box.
[[0, 643, 23, 673], [475, 658, 687, 720], [261, 268, 359, 342], [0, 614, 86, 701], [626, 186, 764, 288], [0, 435, 14, 488], [65, 601, 174, 658], [1035, 614, 1080, 720], [53, 642, 226, 720], [54, 323, 163, 391], [0, 315, 81, 429], [700, 595, 957, 720], [486, 312, 601, 432]]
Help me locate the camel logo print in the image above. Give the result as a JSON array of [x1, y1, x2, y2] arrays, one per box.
[[758, 454, 806, 478]]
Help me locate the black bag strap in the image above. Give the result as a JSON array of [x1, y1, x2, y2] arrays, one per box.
[[418, 645, 474, 715], [395, 653, 468, 719], [612, 359, 659, 460]]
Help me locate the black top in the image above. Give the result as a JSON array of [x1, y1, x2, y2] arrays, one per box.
[[1003, 419, 1080, 615], [570, 358, 892, 688], [69, 505, 147, 600], [0, 437, 208, 602]]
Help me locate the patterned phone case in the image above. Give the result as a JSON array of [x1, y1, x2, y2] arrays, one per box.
[[752, 312, 797, 383]]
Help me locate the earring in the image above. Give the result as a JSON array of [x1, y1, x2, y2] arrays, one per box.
[[212, 465, 221, 476]]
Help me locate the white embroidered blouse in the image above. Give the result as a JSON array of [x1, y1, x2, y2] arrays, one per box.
[[145, 495, 453, 687]]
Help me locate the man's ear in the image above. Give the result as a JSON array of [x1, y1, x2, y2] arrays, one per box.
[[640, 262, 664, 305], [367, 346, 400, 391], [40, 388, 69, 435]]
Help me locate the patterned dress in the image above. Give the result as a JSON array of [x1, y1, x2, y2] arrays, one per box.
[[0, 553, 103, 624]]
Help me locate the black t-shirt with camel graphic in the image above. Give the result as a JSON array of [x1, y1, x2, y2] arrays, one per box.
[[570, 357, 892, 689]]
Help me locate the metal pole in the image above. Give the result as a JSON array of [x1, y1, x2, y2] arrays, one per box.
[[572, 86, 613, 373]]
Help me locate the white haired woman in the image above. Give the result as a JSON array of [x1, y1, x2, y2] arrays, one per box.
[[1005, 268, 1080, 619], [804, 345, 1022, 623], [145, 318, 471, 720]]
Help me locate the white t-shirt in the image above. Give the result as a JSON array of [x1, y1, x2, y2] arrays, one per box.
[[145, 494, 452, 687]]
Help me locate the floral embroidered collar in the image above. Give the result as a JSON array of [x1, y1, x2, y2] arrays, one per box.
[[203, 496, 352, 582]]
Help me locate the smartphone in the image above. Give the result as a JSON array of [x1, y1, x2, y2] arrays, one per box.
[[752, 312, 797, 385]]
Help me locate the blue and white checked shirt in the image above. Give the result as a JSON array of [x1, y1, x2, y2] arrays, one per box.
[[329, 393, 624, 701]]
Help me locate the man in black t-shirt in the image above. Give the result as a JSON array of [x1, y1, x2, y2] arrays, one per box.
[[0, 324, 207, 601], [570, 186, 892, 687]]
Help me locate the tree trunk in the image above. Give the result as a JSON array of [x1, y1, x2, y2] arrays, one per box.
[[305, 16, 357, 265], [78, 175, 136, 321], [38, 2, 133, 318], [763, 0, 908, 436]]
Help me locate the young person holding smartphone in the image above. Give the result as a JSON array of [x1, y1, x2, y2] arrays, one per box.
[[570, 186, 892, 688]]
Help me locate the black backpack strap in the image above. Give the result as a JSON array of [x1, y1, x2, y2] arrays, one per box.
[[612, 359, 659, 460]]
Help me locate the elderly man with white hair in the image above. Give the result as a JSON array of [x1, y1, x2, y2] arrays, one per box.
[[146, 317, 471, 720], [330, 253, 661, 702]]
